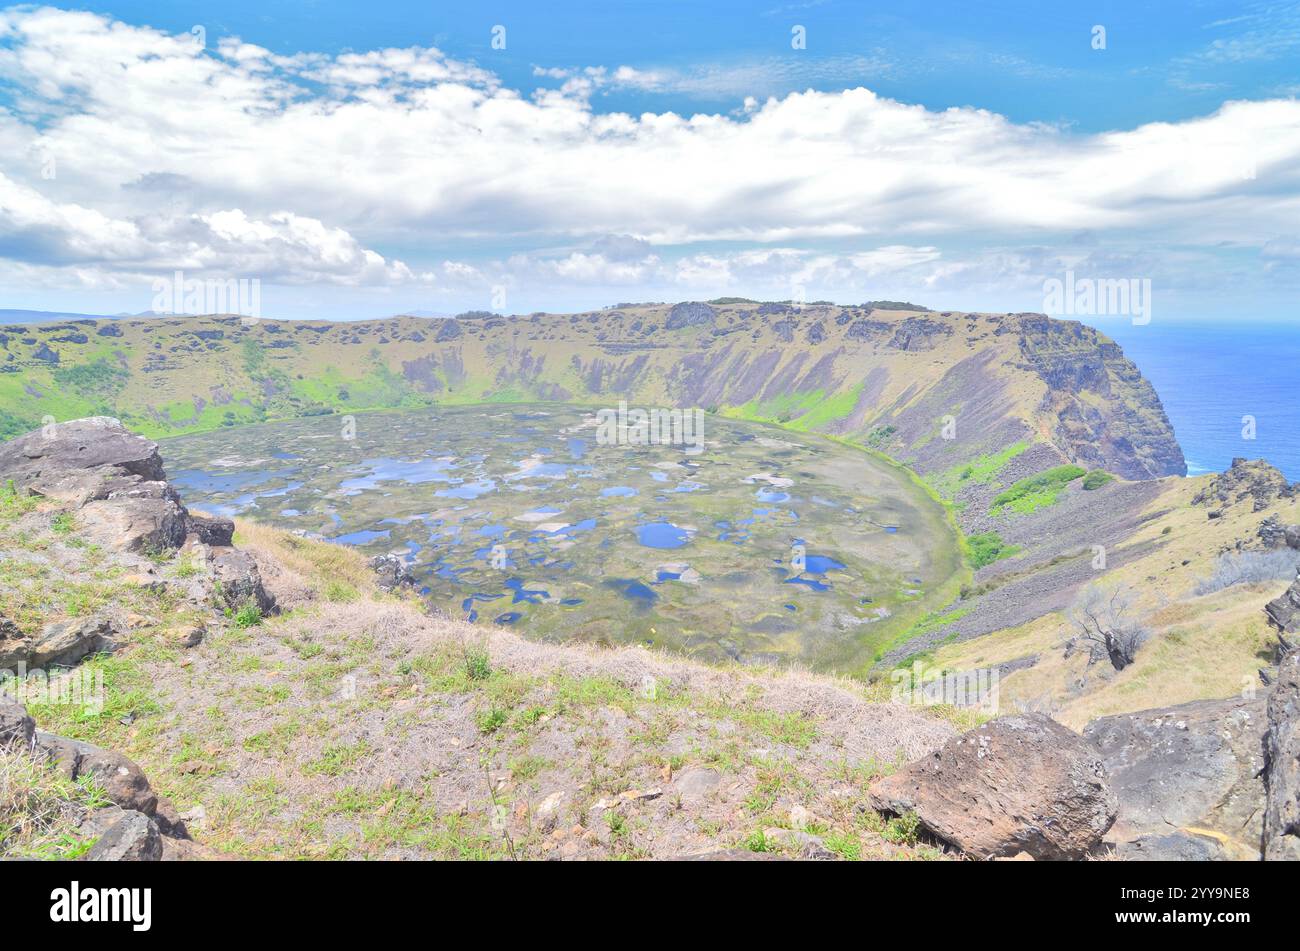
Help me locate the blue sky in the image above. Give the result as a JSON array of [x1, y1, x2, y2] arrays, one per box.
[[0, 2, 1298, 320], [62, 0, 1300, 129]]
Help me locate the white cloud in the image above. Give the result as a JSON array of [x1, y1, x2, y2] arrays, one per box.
[[0, 6, 1297, 311]]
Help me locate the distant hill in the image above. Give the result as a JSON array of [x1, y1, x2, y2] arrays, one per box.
[[0, 309, 130, 323], [0, 301, 1184, 482]]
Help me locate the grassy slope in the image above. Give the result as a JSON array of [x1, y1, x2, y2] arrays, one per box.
[[930, 472, 1297, 729], [0, 307, 1149, 480], [3, 496, 985, 860]]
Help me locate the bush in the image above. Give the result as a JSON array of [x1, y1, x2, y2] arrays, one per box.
[[991, 465, 1087, 514], [1081, 470, 1114, 490], [1067, 583, 1150, 671], [475, 706, 508, 734], [463, 644, 492, 681], [1194, 549, 1300, 596], [967, 531, 1020, 569], [231, 602, 263, 628]]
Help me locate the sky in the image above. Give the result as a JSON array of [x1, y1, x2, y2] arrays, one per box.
[[0, 1, 1297, 320]]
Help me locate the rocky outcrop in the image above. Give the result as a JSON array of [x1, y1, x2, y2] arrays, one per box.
[[370, 553, 416, 592], [83, 810, 163, 861], [1015, 316, 1186, 480], [664, 301, 716, 330], [887, 316, 952, 351], [1265, 649, 1300, 861], [1258, 514, 1300, 549], [0, 417, 273, 614], [209, 546, 274, 614], [0, 416, 165, 502], [0, 616, 116, 670], [1194, 458, 1295, 512], [1266, 571, 1300, 635], [1, 698, 192, 859], [868, 713, 1116, 859], [1083, 697, 1268, 860]]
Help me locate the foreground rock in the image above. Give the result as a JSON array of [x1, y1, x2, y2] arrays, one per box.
[[1265, 649, 1300, 860], [868, 713, 1116, 860], [0, 416, 166, 504], [1084, 697, 1267, 860], [370, 553, 417, 592], [1266, 570, 1300, 635], [1, 698, 195, 860], [83, 811, 163, 861], [0, 616, 117, 670], [0, 417, 274, 617]]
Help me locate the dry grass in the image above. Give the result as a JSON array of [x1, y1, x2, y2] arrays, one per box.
[[0, 744, 104, 859], [929, 470, 1297, 729], [230, 516, 381, 610], [933, 582, 1279, 730], [125, 593, 959, 860]]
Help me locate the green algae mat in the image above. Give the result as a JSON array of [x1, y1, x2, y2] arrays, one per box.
[[162, 404, 963, 673]]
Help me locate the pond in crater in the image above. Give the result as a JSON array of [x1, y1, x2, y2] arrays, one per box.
[[162, 404, 963, 672]]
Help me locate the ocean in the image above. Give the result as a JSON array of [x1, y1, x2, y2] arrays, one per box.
[[1095, 320, 1300, 481]]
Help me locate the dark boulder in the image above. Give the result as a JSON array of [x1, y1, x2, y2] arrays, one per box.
[[370, 553, 416, 592], [1267, 571, 1300, 635], [1265, 649, 1300, 861], [869, 713, 1116, 859], [664, 302, 716, 330], [36, 730, 159, 816], [186, 511, 235, 547], [0, 698, 35, 748], [435, 318, 463, 342], [83, 811, 163, 861], [210, 547, 275, 614], [1084, 697, 1267, 860]]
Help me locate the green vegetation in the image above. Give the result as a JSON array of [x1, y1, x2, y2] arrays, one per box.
[[990, 464, 1086, 515], [928, 441, 1029, 501], [0, 410, 32, 441], [0, 748, 111, 859], [864, 424, 896, 449], [322, 580, 359, 603], [1, 480, 37, 522], [1081, 470, 1114, 490], [894, 606, 971, 647], [463, 644, 492, 682], [721, 384, 862, 432], [966, 531, 1020, 569], [231, 602, 263, 628], [52, 358, 129, 404]]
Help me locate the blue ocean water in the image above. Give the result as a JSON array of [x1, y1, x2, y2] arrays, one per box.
[[1096, 320, 1300, 480]]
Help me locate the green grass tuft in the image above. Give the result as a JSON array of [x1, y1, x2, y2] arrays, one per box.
[[990, 464, 1086, 515], [1081, 470, 1114, 490], [966, 531, 1020, 569]]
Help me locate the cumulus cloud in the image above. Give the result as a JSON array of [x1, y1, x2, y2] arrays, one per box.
[[0, 5, 1297, 310], [0, 170, 423, 285]]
